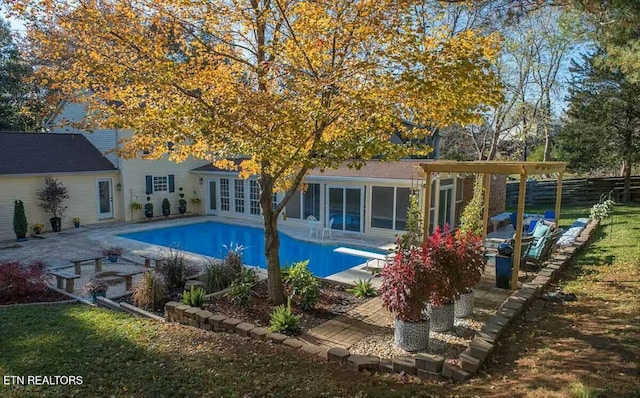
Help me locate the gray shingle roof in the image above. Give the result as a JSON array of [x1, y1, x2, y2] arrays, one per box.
[[0, 132, 117, 175]]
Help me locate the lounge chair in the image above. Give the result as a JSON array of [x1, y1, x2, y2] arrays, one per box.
[[526, 228, 563, 269]]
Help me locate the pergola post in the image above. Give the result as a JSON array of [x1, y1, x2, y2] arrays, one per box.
[[511, 173, 528, 290], [554, 173, 563, 226], [482, 174, 492, 237], [423, 171, 432, 242]]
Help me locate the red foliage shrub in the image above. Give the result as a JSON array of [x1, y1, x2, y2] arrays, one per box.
[[0, 260, 47, 301], [381, 225, 487, 318]]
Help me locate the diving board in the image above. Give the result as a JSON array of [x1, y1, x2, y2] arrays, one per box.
[[333, 247, 394, 272]]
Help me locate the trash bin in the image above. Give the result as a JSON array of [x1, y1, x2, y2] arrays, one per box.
[[495, 243, 514, 289]]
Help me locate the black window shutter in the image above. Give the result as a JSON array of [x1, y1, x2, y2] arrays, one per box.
[[168, 175, 175, 193], [145, 175, 153, 195]]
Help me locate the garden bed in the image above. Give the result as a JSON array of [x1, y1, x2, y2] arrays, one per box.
[[204, 279, 370, 332], [0, 287, 70, 306]]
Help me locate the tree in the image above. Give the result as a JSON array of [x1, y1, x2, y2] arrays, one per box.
[[12, 0, 502, 304], [557, 53, 640, 202], [0, 18, 45, 132]]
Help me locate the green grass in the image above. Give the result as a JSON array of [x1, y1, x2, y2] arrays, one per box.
[[0, 305, 429, 398]]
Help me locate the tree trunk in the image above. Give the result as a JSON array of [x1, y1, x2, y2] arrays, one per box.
[[259, 175, 285, 305], [621, 159, 631, 203]]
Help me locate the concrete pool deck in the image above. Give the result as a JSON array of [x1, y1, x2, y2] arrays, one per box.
[[0, 215, 394, 286]]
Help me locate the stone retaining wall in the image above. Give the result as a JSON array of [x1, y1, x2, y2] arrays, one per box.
[[164, 219, 600, 382]]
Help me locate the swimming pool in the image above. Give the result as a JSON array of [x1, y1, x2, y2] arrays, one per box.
[[120, 221, 387, 277]]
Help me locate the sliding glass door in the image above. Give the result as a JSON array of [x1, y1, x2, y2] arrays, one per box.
[[327, 186, 363, 232]]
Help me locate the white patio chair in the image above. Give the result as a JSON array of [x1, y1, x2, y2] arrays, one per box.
[[306, 215, 319, 238], [321, 218, 334, 240]]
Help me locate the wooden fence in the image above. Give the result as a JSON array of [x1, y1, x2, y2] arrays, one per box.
[[506, 175, 640, 208]]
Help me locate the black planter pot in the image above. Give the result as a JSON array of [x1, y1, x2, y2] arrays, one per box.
[[162, 208, 170, 217], [50, 217, 62, 233], [178, 205, 187, 214], [144, 205, 153, 219]]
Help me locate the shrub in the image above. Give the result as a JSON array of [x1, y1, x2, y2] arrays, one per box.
[[102, 246, 124, 257], [347, 279, 378, 298], [269, 298, 301, 335], [380, 244, 435, 321], [13, 200, 28, 239], [132, 271, 168, 310], [158, 248, 193, 290], [37, 176, 69, 218], [226, 267, 257, 307], [223, 243, 244, 275], [32, 223, 45, 234], [182, 285, 207, 307], [202, 260, 237, 293], [398, 192, 422, 250], [83, 279, 109, 294], [459, 175, 484, 235], [454, 229, 486, 294], [0, 260, 47, 301], [283, 260, 320, 310]]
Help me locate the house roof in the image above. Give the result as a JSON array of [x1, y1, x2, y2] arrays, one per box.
[[0, 132, 118, 175], [193, 159, 427, 180]]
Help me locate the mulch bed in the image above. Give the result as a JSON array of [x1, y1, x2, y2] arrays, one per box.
[[0, 288, 71, 305], [204, 280, 370, 332]]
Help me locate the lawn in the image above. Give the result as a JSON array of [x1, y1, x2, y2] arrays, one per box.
[[1, 204, 638, 398], [0, 305, 434, 398]]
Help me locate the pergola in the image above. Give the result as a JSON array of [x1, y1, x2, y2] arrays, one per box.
[[420, 161, 568, 289]]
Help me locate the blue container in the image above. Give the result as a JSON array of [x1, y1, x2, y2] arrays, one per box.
[[495, 255, 513, 289]]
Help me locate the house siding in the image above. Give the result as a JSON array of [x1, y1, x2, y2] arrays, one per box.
[[120, 156, 206, 221], [50, 102, 119, 167], [0, 172, 120, 240]]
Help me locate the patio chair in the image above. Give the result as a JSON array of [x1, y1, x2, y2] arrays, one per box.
[[306, 215, 320, 238], [525, 228, 562, 269], [321, 218, 334, 240]]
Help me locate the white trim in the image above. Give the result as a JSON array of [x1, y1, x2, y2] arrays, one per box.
[[326, 185, 364, 233]]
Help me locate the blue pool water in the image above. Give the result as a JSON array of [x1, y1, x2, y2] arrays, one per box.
[[120, 221, 386, 277]]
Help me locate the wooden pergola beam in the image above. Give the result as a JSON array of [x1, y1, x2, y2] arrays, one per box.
[[419, 160, 568, 291]]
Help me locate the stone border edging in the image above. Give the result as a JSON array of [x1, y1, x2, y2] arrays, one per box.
[[161, 219, 600, 383]]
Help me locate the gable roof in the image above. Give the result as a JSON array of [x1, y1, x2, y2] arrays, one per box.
[[0, 132, 118, 175]]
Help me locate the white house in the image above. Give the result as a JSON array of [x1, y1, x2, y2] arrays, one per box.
[[0, 102, 477, 241]]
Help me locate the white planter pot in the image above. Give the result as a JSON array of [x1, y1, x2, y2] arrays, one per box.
[[394, 318, 430, 352], [429, 303, 455, 332], [455, 290, 474, 318]]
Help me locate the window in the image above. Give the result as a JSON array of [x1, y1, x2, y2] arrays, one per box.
[[286, 190, 301, 219], [249, 180, 260, 215], [153, 176, 168, 192], [220, 178, 230, 211], [371, 186, 413, 230], [303, 184, 320, 219], [394, 188, 411, 230], [371, 187, 394, 229], [234, 179, 245, 213]]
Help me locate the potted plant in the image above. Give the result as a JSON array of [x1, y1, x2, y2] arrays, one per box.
[[423, 225, 459, 332], [380, 243, 435, 351], [130, 201, 142, 211], [162, 198, 171, 217], [37, 176, 69, 232], [144, 196, 153, 219], [453, 229, 486, 318], [13, 200, 28, 241], [72, 217, 81, 228], [178, 188, 187, 215], [32, 223, 44, 235], [102, 246, 124, 263], [84, 278, 109, 302]]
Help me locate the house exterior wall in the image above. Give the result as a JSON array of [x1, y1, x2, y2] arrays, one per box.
[[119, 156, 205, 221], [50, 102, 119, 167], [0, 172, 120, 240]]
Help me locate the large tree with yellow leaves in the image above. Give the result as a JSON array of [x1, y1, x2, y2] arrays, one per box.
[[12, 0, 501, 304]]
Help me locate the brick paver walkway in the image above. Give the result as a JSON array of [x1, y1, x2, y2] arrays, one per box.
[[299, 263, 514, 352]]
